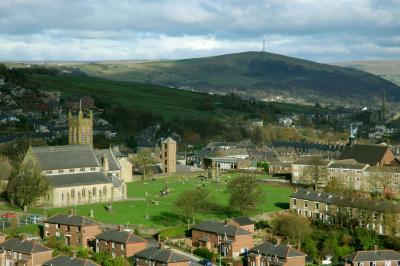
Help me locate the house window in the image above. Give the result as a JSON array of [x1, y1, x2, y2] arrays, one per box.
[[56, 231, 60, 237], [293, 199, 297, 206], [315, 203, 319, 209], [91, 167, 96, 171], [112, 242, 115, 248], [58, 169, 64, 173], [71, 189, 75, 199], [304, 201, 308, 208], [69, 168, 75, 173], [370, 262, 376, 266], [67, 225, 70, 231], [45, 223, 49, 228], [121, 244, 124, 250], [82, 188, 86, 198], [77, 226, 81, 233], [93, 187, 97, 197], [47, 170, 53, 174], [103, 186, 107, 195], [80, 168, 85, 172]]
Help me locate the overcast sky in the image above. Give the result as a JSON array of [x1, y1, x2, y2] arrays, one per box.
[[1, 0, 399, 62]]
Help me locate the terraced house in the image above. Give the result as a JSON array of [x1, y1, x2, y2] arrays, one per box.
[[22, 144, 127, 207], [192, 220, 253, 258], [343, 249, 400, 266], [290, 190, 400, 236]]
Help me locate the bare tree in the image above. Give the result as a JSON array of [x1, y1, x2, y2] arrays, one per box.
[[130, 148, 157, 181], [302, 157, 328, 191]]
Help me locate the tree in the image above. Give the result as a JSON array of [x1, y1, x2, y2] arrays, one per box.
[[227, 175, 264, 215], [272, 213, 311, 248], [174, 187, 212, 228], [6, 164, 49, 209], [130, 148, 157, 181], [302, 157, 328, 191], [384, 212, 400, 237]]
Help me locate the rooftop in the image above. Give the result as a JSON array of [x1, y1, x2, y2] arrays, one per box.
[[44, 214, 98, 227], [192, 220, 251, 237]]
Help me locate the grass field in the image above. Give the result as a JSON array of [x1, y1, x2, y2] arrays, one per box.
[[28, 74, 223, 120], [46, 174, 292, 230]]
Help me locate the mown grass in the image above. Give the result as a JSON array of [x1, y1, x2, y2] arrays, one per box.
[[46, 174, 292, 230]]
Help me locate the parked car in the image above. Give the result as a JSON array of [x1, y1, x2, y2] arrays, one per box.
[[198, 259, 212, 266], [1, 213, 17, 219]]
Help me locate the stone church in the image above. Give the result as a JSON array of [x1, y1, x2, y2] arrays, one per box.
[[22, 109, 129, 207]]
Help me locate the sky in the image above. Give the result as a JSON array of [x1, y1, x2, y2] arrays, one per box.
[[0, 0, 399, 62]]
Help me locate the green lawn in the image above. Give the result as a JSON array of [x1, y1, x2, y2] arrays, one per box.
[[46, 174, 292, 230]]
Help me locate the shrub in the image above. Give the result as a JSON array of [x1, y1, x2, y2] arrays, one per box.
[[194, 248, 214, 260]]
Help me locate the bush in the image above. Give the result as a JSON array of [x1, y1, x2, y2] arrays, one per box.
[[194, 248, 214, 260]]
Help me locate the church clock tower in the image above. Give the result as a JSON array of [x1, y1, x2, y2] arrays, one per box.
[[68, 106, 93, 146]]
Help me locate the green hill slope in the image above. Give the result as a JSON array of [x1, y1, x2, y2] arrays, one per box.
[[68, 51, 400, 103], [335, 60, 400, 87]]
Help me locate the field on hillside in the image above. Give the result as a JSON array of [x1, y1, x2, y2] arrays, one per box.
[[336, 60, 400, 87], [45, 174, 292, 230], [28, 75, 226, 120]]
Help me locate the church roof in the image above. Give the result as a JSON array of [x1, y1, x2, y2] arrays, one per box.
[[31, 145, 100, 170], [94, 149, 121, 171], [44, 172, 112, 188]]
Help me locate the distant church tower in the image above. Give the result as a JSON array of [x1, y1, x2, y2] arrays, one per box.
[[160, 137, 176, 173], [68, 105, 93, 145]]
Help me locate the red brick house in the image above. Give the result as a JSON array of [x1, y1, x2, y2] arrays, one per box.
[[43, 254, 100, 266], [247, 241, 306, 266], [192, 220, 253, 258], [95, 226, 148, 258], [228, 216, 255, 233], [0, 238, 53, 266], [134, 246, 192, 266], [44, 214, 101, 247]]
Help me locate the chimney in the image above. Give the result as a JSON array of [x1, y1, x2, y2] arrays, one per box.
[[102, 155, 109, 172], [117, 225, 124, 232]]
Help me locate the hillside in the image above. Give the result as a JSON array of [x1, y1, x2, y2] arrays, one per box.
[[63, 52, 400, 104], [335, 60, 400, 87]]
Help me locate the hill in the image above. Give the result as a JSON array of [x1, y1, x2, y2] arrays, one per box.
[[335, 60, 400, 87], [63, 51, 400, 104]]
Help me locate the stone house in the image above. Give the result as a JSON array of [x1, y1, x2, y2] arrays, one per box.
[[192, 220, 253, 258], [268, 162, 292, 175], [343, 249, 400, 266], [0, 238, 52, 266], [290, 190, 400, 236], [133, 246, 192, 266], [95, 226, 148, 258], [247, 241, 306, 266], [22, 144, 127, 207], [228, 217, 255, 234], [44, 214, 102, 247], [327, 161, 369, 190], [291, 156, 333, 184]]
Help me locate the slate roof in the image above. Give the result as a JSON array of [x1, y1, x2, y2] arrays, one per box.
[[366, 166, 400, 173], [31, 145, 100, 170], [231, 216, 254, 226], [0, 238, 52, 254], [192, 221, 251, 237], [44, 172, 112, 188], [328, 162, 368, 170], [94, 149, 121, 171], [292, 190, 400, 213], [344, 250, 400, 263], [339, 144, 392, 165], [334, 197, 400, 213], [292, 156, 332, 166], [43, 255, 100, 266], [291, 190, 336, 204], [135, 247, 191, 263], [44, 214, 98, 226], [249, 241, 306, 258], [96, 229, 147, 244]]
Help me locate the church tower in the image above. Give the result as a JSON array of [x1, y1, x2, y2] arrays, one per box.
[[68, 105, 93, 146]]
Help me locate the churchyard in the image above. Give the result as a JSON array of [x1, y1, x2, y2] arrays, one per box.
[[43, 173, 291, 230]]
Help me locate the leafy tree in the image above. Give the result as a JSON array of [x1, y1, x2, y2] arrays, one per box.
[[227, 175, 264, 215], [272, 213, 311, 248], [130, 148, 157, 181], [92, 251, 128, 266], [352, 228, 380, 250], [174, 187, 212, 228], [302, 157, 328, 191], [6, 164, 49, 209]]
